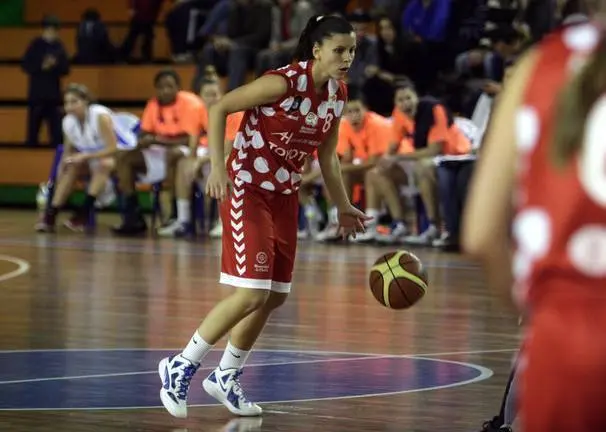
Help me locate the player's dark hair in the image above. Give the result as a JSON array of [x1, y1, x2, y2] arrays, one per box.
[[553, 33, 606, 167], [154, 68, 181, 87], [64, 83, 94, 103], [293, 15, 354, 62]]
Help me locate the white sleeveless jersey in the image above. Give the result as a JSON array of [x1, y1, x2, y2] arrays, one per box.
[[62, 104, 139, 153]]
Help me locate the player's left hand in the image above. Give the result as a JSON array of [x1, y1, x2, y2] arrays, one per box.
[[337, 205, 373, 239]]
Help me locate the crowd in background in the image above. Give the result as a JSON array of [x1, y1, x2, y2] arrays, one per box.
[[20, 0, 589, 250]]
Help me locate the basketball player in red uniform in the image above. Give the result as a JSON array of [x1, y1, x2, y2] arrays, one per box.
[[463, 19, 606, 432], [158, 15, 369, 419]]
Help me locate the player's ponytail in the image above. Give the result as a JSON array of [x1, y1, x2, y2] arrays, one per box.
[[552, 33, 606, 167], [293, 15, 354, 62]]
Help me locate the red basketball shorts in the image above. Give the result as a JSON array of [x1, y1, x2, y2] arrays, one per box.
[[219, 177, 299, 293], [519, 292, 606, 431]]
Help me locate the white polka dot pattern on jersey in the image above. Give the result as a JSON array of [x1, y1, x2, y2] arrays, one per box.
[[261, 106, 275, 117], [579, 95, 606, 207], [513, 208, 552, 258], [335, 100, 345, 117], [251, 131, 265, 149], [563, 23, 599, 52], [233, 132, 245, 150], [299, 98, 312, 116], [237, 170, 252, 183], [275, 167, 290, 183], [317, 102, 328, 119], [516, 106, 540, 153], [297, 75, 308, 92], [567, 225, 606, 277], [291, 172, 302, 184], [260, 181, 275, 191], [253, 156, 270, 174], [280, 97, 295, 111]]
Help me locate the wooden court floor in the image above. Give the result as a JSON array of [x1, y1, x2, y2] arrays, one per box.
[[0, 210, 520, 432]]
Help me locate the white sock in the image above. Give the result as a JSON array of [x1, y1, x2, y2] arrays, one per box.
[[219, 341, 251, 370], [365, 208, 379, 224], [181, 330, 213, 364], [328, 206, 338, 224], [177, 199, 191, 223]]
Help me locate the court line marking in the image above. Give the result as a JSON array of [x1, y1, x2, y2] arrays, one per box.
[[0, 356, 492, 411], [0, 347, 517, 356], [0, 348, 516, 386], [0, 355, 387, 385], [0, 255, 30, 283]]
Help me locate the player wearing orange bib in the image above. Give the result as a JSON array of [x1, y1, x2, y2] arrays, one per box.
[[316, 98, 391, 241], [159, 79, 244, 237]]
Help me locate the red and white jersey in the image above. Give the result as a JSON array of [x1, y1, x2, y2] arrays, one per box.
[[226, 60, 348, 194], [513, 22, 606, 308]]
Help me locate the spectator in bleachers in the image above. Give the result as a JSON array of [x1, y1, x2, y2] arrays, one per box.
[[162, 79, 244, 238], [255, 0, 316, 76], [363, 16, 408, 116], [399, 0, 452, 94], [455, 25, 524, 83], [316, 97, 391, 241], [195, 0, 272, 91], [73, 9, 116, 65], [345, 10, 378, 99], [353, 85, 416, 243], [434, 115, 481, 251], [196, 0, 231, 42], [121, 0, 165, 63], [366, 83, 472, 245], [164, 0, 217, 63], [22, 15, 69, 148], [112, 69, 203, 236], [317, 0, 350, 15]]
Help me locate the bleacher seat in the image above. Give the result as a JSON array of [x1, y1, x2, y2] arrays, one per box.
[[0, 26, 171, 60], [0, 65, 195, 101], [25, 0, 172, 24]]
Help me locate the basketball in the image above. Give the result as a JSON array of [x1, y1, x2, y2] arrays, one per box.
[[368, 250, 428, 309]]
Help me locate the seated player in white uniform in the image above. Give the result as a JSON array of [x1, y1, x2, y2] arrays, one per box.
[[158, 79, 244, 238], [35, 83, 138, 233], [112, 69, 203, 236]]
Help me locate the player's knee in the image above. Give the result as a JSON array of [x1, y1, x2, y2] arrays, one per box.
[[264, 292, 288, 310], [364, 168, 378, 184], [235, 288, 271, 313], [166, 148, 184, 165], [97, 157, 115, 174]]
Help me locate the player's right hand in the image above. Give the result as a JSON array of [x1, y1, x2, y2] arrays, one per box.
[[205, 167, 230, 201]]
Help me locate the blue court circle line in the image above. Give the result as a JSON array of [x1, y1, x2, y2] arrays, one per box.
[[0, 348, 495, 411]]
